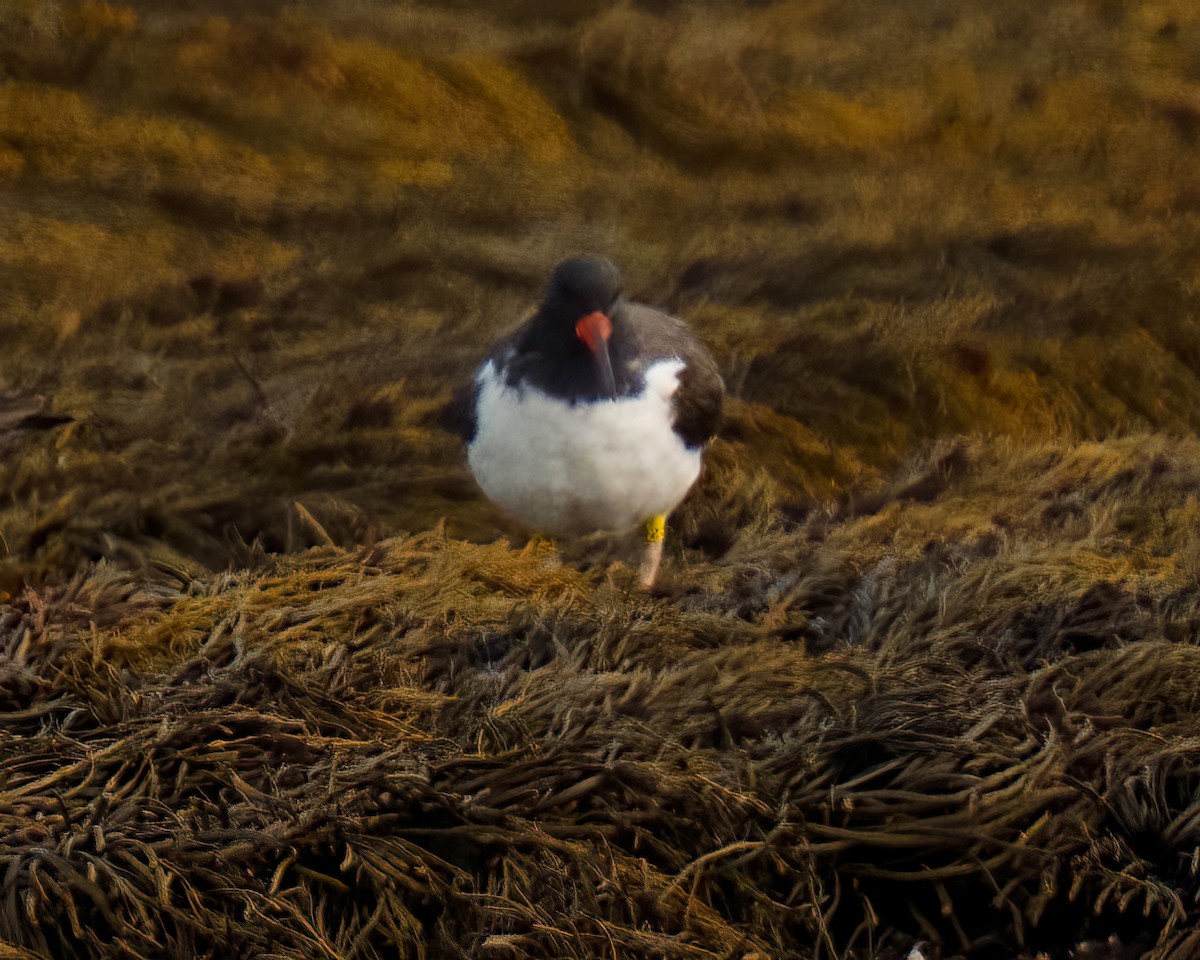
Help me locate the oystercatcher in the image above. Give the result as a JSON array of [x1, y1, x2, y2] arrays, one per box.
[[454, 255, 724, 588]]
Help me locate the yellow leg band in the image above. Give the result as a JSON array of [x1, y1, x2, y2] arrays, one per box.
[[645, 515, 666, 543]]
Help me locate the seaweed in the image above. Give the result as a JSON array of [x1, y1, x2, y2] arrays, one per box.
[[5, 1, 1200, 956]]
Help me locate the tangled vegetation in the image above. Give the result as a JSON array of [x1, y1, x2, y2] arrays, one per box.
[[5, 0, 1200, 956]]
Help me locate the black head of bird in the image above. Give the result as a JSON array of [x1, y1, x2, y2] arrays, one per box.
[[532, 255, 623, 398]]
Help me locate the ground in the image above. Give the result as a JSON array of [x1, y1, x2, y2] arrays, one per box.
[[4, 1, 1200, 957]]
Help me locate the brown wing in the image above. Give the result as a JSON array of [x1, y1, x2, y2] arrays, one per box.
[[672, 340, 724, 448], [437, 323, 530, 442], [618, 303, 724, 448], [439, 378, 480, 441]]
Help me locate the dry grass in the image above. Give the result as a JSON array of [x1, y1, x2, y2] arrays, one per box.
[[8, 438, 1200, 957], [5, 0, 1200, 956]]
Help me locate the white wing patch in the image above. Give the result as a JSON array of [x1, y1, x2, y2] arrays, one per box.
[[467, 359, 703, 536]]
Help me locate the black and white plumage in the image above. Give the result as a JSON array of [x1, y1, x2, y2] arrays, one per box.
[[453, 255, 724, 584]]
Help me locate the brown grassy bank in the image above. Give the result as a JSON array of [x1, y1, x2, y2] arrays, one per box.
[[5, 0, 1200, 956], [5, 0, 1200, 580], [7, 436, 1200, 957]]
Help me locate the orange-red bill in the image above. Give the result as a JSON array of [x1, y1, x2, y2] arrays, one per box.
[[574, 311, 612, 353], [574, 311, 617, 398]]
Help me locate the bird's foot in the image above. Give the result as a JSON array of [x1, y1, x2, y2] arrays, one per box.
[[636, 515, 667, 591]]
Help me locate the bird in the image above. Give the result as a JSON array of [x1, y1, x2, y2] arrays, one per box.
[[452, 255, 724, 589]]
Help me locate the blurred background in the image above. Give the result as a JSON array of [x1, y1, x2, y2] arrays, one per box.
[[11, 6, 1200, 956], [4, 0, 1200, 585]]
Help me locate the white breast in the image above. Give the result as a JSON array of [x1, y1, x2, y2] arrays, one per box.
[[467, 359, 703, 537]]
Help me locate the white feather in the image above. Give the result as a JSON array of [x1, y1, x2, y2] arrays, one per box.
[[467, 359, 702, 536]]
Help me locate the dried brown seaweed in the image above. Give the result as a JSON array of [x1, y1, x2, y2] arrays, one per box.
[[4, 440, 1200, 959]]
